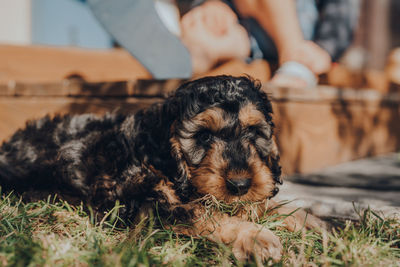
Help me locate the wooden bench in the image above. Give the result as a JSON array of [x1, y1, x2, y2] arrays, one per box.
[[1, 45, 399, 175]]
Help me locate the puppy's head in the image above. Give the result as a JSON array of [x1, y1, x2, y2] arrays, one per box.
[[169, 76, 281, 202]]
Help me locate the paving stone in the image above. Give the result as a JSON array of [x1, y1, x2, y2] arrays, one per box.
[[287, 153, 400, 190], [276, 153, 400, 220]]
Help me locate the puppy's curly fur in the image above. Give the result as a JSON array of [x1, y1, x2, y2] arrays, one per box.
[[0, 75, 321, 261]]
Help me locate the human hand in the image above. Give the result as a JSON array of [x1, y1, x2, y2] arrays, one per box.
[[180, 1, 250, 74]]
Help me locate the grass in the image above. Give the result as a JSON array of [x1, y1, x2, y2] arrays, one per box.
[[0, 191, 399, 267]]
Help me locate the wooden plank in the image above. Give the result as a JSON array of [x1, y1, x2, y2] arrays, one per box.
[[2, 77, 400, 103], [0, 45, 151, 83], [273, 100, 400, 174], [0, 60, 271, 98], [321, 63, 400, 94], [0, 45, 271, 86], [267, 85, 400, 103]]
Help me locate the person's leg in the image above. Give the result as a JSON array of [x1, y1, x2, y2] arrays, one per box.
[[87, 0, 192, 79], [234, 0, 331, 88]]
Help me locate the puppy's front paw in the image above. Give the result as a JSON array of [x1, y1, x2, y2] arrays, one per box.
[[232, 222, 282, 262]]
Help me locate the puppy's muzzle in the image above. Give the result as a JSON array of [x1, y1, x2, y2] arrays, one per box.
[[226, 178, 251, 196]]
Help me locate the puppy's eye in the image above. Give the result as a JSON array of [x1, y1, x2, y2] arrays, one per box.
[[248, 126, 258, 135], [196, 130, 213, 144]]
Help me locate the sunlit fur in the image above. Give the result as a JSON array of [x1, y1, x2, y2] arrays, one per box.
[[168, 79, 282, 203], [185, 104, 278, 203]]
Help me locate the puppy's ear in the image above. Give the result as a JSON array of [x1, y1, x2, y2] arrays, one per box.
[[268, 138, 282, 185], [169, 123, 192, 199]]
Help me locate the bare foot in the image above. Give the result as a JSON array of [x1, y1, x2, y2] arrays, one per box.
[[270, 61, 317, 89]]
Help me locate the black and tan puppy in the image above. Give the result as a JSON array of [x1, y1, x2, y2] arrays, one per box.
[[0, 75, 320, 261]]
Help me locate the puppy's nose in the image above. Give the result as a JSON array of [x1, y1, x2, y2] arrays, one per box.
[[226, 178, 251, 196]]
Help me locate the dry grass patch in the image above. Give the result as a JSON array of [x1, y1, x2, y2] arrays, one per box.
[[0, 191, 399, 266]]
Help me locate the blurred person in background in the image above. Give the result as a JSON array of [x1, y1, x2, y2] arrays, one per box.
[[178, 0, 359, 88], [88, 0, 359, 86]]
